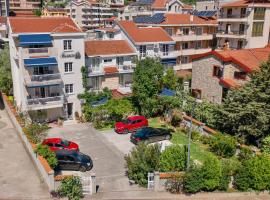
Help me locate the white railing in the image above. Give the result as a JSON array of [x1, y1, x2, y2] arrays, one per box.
[[30, 73, 61, 82], [27, 96, 63, 106]]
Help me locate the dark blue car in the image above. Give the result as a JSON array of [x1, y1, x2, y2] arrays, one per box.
[[130, 127, 172, 145]]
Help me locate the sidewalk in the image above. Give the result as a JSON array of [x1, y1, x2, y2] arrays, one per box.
[[0, 96, 49, 199]]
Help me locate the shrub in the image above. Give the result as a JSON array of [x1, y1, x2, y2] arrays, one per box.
[[35, 144, 58, 169], [170, 109, 182, 127], [209, 134, 237, 158], [235, 154, 270, 191], [165, 173, 184, 193], [184, 155, 222, 193], [191, 131, 201, 141], [159, 145, 186, 172], [125, 143, 161, 187], [261, 136, 270, 154], [23, 123, 50, 144], [238, 146, 254, 161], [58, 176, 83, 200]]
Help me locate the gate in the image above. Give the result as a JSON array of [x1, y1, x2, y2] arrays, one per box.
[[81, 176, 92, 195], [147, 172, 154, 190]]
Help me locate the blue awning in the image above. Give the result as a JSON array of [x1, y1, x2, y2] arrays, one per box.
[[161, 58, 177, 65], [18, 34, 52, 46], [159, 88, 176, 97], [24, 57, 57, 67]]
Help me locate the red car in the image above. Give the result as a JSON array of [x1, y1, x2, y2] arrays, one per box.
[[42, 138, 79, 151], [115, 116, 148, 134]]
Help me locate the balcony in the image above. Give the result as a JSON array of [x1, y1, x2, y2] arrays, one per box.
[[27, 96, 64, 110], [21, 47, 57, 58], [118, 65, 135, 73], [216, 30, 246, 39], [218, 14, 248, 22], [24, 73, 63, 87], [157, 51, 179, 59], [172, 34, 213, 42], [180, 48, 212, 56]]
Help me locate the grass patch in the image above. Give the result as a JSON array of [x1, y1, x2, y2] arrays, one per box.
[[171, 131, 214, 163], [148, 117, 168, 128]]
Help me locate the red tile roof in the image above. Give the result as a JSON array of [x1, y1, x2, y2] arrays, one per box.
[[112, 89, 131, 99], [161, 13, 217, 25], [104, 66, 119, 74], [192, 46, 270, 73], [117, 21, 173, 43], [152, 0, 167, 9], [219, 78, 240, 88], [85, 40, 136, 56], [9, 17, 82, 33], [222, 0, 270, 7]]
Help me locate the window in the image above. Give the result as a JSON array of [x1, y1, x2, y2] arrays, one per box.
[[182, 28, 189, 35], [237, 40, 244, 49], [64, 62, 73, 72], [239, 24, 245, 35], [240, 8, 246, 18], [252, 22, 264, 37], [213, 65, 222, 77], [162, 44, 169, 56], [195, 41, 202, 49], [139, 45, 146, 57], [181, 56, 189, 64], [234, 71, 247, 79], [117, 57, 124, 66], [63, 40, 72, 50], [205, 6, 208, 10], [90, 77, 100, 90], [165, 28, 173, 36], [65, 84, 74, 94], [55, 143, 64, 148], [108, 33, 114, 38], [182, 42, 189, 49], [227, 8, 232, 18], [196, 27, 203, 35], [253, 7, 265, 20], [104, 58, 112, 63]]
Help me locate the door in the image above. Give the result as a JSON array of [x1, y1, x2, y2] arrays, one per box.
[[227, 8, 232, 18], [67, 103, 73, 119], [237, 40, 243, 49], [65, 155, 80, 170], [239, 24, 245, 35], [225, 24, 231, 34], [57, 155, 67, 170], [40, 87, 45, 98]]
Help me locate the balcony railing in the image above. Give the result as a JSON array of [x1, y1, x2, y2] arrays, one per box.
[[30, 73, 61, 82], [219, 14, 248, 18], [28, 48, 48, 54], [27, 96, 64, 109], [218, 29, 246, 35]]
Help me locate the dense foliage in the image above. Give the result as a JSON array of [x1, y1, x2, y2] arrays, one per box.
[[184, 155, 222, 193], [261, 136, 270, 154], [81, 66, 88, 91], [235, 154, 270, 191], [58, 176, 83, 200], [159, 145, 187, 172], [208, 134, 237, 158], [83, 98, 133, 129], [35, 144, 58, 168], [23, 123, 50, 144], [215, 57, 270, 145], [78, 87, 112, 105], [125, 143, 161, 186], [162, 68, 178, 90], [0, 44, 13, 95]]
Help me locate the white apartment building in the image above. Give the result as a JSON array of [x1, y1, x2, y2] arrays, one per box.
[[116, 20, 177, 69], [8, 17, 85, 122], [134, 13, 217, 70], [118, 0, 193, 21], [67, 0, 114, 30], [217, 0, 270, 49], [85, 40, 137, 93]]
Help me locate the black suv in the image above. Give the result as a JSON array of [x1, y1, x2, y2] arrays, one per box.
[[55, 150, 93, 172], [130, 127, 172, 145]]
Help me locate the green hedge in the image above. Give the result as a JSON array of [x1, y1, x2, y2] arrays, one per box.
[[35, 144, 58, 169]]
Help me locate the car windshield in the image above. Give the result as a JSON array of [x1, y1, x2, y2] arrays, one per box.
[[122, 119, 132, 124], [60, 139, 70, 147]]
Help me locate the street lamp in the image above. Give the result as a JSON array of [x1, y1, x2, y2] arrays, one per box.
[[186, 97, 202, 171]]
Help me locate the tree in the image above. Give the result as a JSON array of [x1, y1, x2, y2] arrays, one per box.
[[184, 155, 222, 193], [132, 58, 164, 116], [0, 43, 13, 95], [216, 56, 270, 145], [81, 66, 88, 91], [33, 9, 42, 16], [261, 136, 270, 154], [162, 68, 178, 90], [125, 143, 161, 186], [235, 154, 270, 191], [159, 145, 187, 172]]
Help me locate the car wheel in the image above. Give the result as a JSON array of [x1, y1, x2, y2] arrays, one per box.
[[165, 135, 171, 140], [123, 129, 129, 134], [79, 166, 87, 172]]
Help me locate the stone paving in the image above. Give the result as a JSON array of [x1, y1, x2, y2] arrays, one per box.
[[0, 97, 49, 199]]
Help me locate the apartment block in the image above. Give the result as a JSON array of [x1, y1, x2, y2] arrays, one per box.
[[9, 0, 41, 13], [8, 17, 85, 121], [118, 0, 193, 21], [85, 40, 137, 93], [42, 7, 68, 18], [67, 0, 114, 30], [134, 13, 217, 70], [217, 0, 270, 49], [191, 45, 270, 103], [116, 20, 177, 69]]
